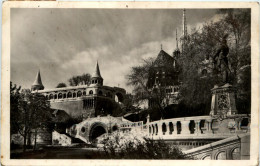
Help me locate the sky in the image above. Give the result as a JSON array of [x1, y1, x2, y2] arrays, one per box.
[[11, 8, 219, 93]]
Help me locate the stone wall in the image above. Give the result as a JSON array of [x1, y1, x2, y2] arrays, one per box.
[[52, 131, 72, 146]]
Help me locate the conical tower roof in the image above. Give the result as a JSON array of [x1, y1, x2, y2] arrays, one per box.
[[32, 70, 44, 86], [92, 61, 103, 79]]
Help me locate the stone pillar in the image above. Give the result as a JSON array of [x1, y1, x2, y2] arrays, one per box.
[[157, 122, 163, 137], [210, 84, 238, 118]]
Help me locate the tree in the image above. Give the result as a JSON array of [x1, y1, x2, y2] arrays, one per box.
[[179, 9, 251, 113], [68, 73, 91, 86], [127, 58, 170, 119], [56, 83, 67, 88], [10, 84, 52, 151]]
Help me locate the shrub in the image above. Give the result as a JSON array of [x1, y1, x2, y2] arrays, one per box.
[[101, 135, 193, 159]]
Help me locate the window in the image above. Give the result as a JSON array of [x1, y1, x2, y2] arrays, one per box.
[[169, 122, 174, 134], [67, 92, 72, 98], [202, 155, 211, 160], [77, 91, 82, 97], [162, 123, 167, 135], [89, 90, 93, 95], [58, 93, 62, 99]]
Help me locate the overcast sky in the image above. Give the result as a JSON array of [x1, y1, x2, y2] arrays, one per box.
[[11, 8, 218, 93]]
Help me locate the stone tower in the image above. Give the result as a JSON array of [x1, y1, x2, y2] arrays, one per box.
[[90, 61, 103, 86], [31, 70, 44, 91]]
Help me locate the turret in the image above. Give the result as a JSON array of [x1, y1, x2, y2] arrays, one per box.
[[31, 70, 44, 91], [90, 61, 103, 86]]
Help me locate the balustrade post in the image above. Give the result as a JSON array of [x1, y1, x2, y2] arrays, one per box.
[[195, 120, 201, 135], [206, 119, 213, 134], [181, 121, 190, 135]]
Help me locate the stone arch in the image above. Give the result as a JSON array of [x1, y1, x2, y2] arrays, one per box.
[[230, 146, 241, 160], [89, 122, 107, 143], [49, 94, 53, 100], [58, 93, 63, 99], [115, 92, 124, 103], [67, 92, 72, 98], [77, 91, 82, 97], [215, 151, 227, 160], [201, 154, 211, 160], [201, 69, 208, 76], [98, 90, 103, 96]]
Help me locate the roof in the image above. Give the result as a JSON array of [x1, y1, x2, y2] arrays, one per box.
[[92, 61, 103, 78], [32, 70, 44, 86], [154, 50, 174, 67]]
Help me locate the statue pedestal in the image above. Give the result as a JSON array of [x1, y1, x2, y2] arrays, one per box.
[[210, 83, 237, 117]]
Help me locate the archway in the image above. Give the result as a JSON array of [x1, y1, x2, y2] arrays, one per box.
[[115, 93, 124, 103], [89, 124, 107, 143]]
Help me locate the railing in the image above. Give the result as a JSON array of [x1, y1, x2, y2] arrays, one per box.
[[146, 115, 250, 139]]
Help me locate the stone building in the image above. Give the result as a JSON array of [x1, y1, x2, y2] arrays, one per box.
[[31, 61, 126, 119]]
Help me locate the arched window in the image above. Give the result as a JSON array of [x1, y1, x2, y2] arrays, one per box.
[[162, 123, 167, 135], [77, 91, 82, 97], [149, 126, 151, 134], [98, 91, 103, 96], [169, 122, 174, 134], [152, 125, 155, 135], [83, 91, 86, 96], [45, 95, 49, 100], [112, 125, 118, 131], [58, 93, 62, 99], [202, 69, 207, 77], [81, 127, 86, 133], [67, 92, 72, 98], [177, 121, 181, 134], [89, 90, 93, 95], [189, 120, 195, 134], [49, 94, 53, 100], [63, 93, 66, 98], [54, 94, 57, 99]]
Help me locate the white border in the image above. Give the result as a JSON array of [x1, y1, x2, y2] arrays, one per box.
[[1, 2, 259, 166]]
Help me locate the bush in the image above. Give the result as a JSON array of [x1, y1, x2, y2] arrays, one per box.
[[101, 135, 193, 159]]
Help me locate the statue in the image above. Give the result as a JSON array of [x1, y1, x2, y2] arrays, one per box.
[[213, 34, 230, 84]]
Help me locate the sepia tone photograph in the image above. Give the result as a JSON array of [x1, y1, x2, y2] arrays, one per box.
[[1, 1, 259, 165]]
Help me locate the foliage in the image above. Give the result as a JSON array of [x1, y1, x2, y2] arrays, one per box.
[[101, 135, 192, 159], [127, 58, 169, 118], [56, 83, 67, 88], [179, 9, 250, 112], [10, 82, 52, 151], [68, 73, 91, 86]]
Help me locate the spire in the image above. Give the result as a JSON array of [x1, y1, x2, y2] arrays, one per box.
[[161, 44, 163, 50], [92, 61, 102, 78], [31, 70, 44, 91], [182, 9, 187, 38], [176, 29, 179, 49], [32, 70, 43, 86]]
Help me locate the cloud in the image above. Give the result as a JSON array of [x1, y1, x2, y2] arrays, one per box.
[[10, 8, 218, 92]]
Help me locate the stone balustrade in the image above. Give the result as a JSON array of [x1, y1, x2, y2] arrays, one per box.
[[146, 115, 250, 140]]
